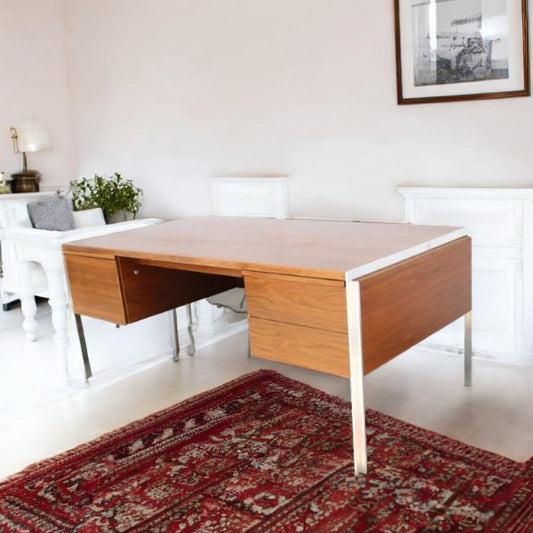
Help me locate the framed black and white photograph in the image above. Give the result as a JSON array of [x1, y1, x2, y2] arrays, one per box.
[[394, 0, 530, 104]]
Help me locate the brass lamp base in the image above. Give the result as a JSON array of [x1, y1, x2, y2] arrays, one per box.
[[11, 171, 41, 193]]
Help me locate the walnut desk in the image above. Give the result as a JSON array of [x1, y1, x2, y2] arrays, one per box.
[[62, 217, 472, 475]]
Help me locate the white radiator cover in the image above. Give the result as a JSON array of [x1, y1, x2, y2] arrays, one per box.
[[209, 177, 289, 218]]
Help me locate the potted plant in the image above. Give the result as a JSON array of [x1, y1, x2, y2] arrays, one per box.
[[70, 172, 143, 223]]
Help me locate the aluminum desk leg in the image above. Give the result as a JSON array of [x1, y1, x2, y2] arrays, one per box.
[[346, 280, 367, 475], [171, 308, 180, 362], [75, 314, 92, 382], [464, 311, 472, 387], [186, 303, 195, 356]]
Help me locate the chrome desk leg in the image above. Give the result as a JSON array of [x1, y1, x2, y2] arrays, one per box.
[[171, 308, 180, 362], [464, 311, 472, 387], [75, 314, 92, 382], [346, 280, 367, 475], [186, 304, 196, 356]]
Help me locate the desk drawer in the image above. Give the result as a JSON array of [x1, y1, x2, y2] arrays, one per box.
[[64, 254, 126, 324], [244, 272, 347, 332], [248, 317, 349, 378], [65, 254, 240, 325]]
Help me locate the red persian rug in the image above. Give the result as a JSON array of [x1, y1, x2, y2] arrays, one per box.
[[0, 370, 531, 532]]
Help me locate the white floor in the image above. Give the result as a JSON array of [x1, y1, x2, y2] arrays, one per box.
[[1, 301, 532, 481]]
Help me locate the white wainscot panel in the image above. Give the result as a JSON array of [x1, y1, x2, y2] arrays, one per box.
[[409, 199, 521, 247], [399, 187, 533, 365]]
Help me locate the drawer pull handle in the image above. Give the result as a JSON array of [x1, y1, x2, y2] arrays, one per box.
[[133, 269, 140, 276]]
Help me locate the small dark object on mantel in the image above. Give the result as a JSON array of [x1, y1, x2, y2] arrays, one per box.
[[11, 171, 40, 193]]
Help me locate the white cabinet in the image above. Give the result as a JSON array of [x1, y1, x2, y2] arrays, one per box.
[[398, 187, 533, 365]]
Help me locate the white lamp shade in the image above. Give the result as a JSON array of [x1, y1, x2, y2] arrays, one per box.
[[16, 120, 51, 153]]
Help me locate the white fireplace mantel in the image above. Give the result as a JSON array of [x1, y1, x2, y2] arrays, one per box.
[[399, 186, 533, 365]]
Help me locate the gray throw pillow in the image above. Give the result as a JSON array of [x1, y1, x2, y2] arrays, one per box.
[[27, 196, 75, 231]]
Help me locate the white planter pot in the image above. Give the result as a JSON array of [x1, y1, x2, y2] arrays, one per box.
[[72, 208, 106, 229]]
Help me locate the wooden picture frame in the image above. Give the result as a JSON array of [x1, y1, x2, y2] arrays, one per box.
[[394, 0, 530, 104]]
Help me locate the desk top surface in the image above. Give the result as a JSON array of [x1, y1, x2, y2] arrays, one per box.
[[62, 217, 467, 281]]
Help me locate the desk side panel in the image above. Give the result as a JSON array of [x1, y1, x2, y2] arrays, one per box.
[[359, 236, 472, 374], [64, 253, 127, 324]]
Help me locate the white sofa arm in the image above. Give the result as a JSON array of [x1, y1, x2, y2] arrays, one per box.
[[0, 217, 163, 251]]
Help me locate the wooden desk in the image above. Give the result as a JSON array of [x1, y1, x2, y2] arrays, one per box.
[[62, 217, 472, 474]]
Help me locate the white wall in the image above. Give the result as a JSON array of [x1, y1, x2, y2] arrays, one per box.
[[3, 1, 533, 221], [0, 0, 75, 188]]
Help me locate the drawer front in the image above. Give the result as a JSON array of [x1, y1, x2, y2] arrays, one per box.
[[64, 254, 126, 324], [244, 272, 347, 332], [248, 317, 349, 378]]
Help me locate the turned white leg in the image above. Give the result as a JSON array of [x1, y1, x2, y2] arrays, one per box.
[[18, 259, 38, 342], [41, 259, 71, 381], [42, 261, 70, 348]]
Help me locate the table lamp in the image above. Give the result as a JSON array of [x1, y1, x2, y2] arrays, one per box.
[[10, 120, 51, 193]]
